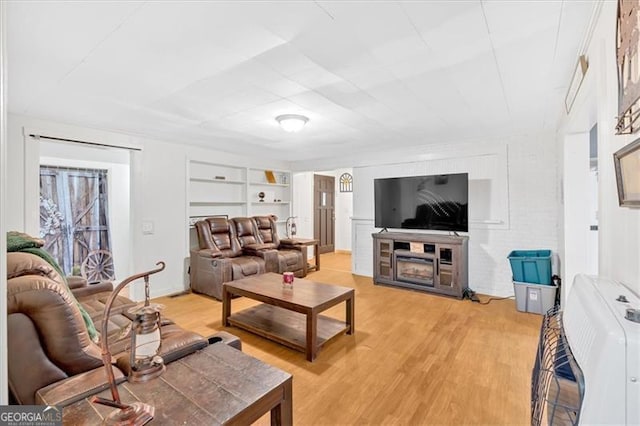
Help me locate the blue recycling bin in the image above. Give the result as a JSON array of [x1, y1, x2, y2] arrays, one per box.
[[508, 250, 552, 285]]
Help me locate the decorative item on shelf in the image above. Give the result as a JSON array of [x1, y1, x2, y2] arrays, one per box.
[[258, 192, 265, 202], [282, 272, 294, 289], [286, 216, 298, 238], [91, 262, 167, 426], [265, 170, 276, 184], [281, 174, 288, 185], [616, 0, 640, 134], [613, 136, 640, 207]]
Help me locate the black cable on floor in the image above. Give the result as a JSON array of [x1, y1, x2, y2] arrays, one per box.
[[477, 295, 515, 305], [463, 288, 515, 305]]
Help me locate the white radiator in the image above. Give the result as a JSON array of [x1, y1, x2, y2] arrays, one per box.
[[563, 274, 640, 425]]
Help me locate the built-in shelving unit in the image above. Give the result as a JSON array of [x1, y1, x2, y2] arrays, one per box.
[[186, 160, 292, 231], [247, 168, 291, 223]]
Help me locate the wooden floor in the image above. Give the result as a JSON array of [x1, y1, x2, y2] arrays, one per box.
[[155, 253, 542, 425]]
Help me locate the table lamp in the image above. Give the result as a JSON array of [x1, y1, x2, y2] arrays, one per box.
[[92, 261, 166, 426]]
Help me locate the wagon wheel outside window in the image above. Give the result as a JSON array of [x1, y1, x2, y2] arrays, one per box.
[[81, 250, 115, 282]]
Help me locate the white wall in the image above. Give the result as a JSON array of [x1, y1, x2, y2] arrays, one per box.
[[0, 0, 8, 405], [292, 172, 314, 241], [7, 114, 290, 300], [333, 168, 353, 251], [561, 132, 598, 301], [559, 1, 640, 295], [333, 134, 559, 297]]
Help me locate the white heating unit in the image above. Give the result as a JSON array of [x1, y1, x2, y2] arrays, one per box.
[[533, 274, 640, 425], [563, 274, 639, 424]]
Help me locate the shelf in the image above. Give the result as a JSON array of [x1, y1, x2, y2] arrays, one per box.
[[251, 202, 290, 205], [249, 181, 290, 187], [190, 178, 246, 185], [249, 167, 290, 174], [191, 160, 245, 169], [190, 201, 247, 206]]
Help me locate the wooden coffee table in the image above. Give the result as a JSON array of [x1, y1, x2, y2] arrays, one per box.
[[222, 273, 355, 361], [62, 343, 292, 425]]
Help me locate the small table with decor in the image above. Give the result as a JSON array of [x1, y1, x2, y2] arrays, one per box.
[[62, 343, 293, 425], [280, 238, 320, 275]]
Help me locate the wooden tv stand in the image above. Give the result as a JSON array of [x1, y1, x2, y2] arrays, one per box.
[[372, 232, 468, 299]]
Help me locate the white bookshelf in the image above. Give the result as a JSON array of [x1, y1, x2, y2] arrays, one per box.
[[186, 161, 292, 229]]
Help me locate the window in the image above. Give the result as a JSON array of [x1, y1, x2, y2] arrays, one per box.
[[39, 166, 114, 280]]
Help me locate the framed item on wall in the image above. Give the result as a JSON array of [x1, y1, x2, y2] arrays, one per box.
[[615, 0, 640, 134], [613, 137, 640, 207]]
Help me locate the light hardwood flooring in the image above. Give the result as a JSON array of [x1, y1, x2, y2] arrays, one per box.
[[155, 253, 542, 425]]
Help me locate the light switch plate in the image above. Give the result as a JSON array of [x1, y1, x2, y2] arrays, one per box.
[[142, 221, 154, 235]]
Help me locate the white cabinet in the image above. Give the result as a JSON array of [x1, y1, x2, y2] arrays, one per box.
[[187, 161, 291, 227]]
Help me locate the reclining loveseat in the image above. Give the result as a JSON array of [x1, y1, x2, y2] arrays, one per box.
[[190, 215, 305, 300]]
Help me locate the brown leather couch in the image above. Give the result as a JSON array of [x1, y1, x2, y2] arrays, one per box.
[[6, 252, 238, 407], [190, 216, 305, 300], [190, 217, 267, 300]]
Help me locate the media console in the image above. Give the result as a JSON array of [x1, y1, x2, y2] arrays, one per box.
[[372, 232, 469, 299]]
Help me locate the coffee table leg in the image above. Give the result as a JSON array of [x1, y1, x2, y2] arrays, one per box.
[[222, 285, 231, 326], [270, 377, 293, 426], [306, 312, 317, 362], [346, 294, 354, 335]]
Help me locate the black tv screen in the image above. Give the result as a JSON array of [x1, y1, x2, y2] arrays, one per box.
[[374, 173, 468, 232]]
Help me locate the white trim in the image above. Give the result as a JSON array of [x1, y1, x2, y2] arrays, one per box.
[[0, 0, 8, 405]]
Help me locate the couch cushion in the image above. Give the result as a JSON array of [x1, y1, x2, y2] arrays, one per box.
[[254, 216, 275, 244], [230, 256, 265, 279], [278, 250, 304, 268]]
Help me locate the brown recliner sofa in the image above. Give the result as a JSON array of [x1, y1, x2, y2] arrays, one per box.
[[190, 216, 306, 300], [6, 251, 239, 407], [190, 217, 266, 300]]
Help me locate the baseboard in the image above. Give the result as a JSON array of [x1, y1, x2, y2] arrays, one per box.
[[334, 250, 352, 254]]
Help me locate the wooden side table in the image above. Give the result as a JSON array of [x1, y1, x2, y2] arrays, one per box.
[[62, 343, 293, 425], [281, 238, 320, 276]]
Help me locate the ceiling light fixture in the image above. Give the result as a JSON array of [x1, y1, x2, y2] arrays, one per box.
[[276, 114, 309, 133]]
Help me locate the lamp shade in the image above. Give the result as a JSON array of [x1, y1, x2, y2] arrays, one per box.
[[276, 114, 309, 132]]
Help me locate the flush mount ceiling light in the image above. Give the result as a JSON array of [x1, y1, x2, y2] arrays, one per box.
[[276, 114, 309, 133]]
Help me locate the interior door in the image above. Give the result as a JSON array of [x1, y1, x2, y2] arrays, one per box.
[[314, 174, 335, 254]]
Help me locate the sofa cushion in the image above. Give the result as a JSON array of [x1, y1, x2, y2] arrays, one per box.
[[278, 250, 304, 268], [254, 216, 276, 244], [230, 256, 265, 279]]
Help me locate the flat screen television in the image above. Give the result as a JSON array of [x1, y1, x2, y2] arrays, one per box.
[[374, 173, 468, 232]]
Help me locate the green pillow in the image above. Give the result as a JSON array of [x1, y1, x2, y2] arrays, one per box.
[[7, 232, 99, 342]]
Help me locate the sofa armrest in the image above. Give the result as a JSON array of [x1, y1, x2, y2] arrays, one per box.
[[70, 281, 114, 299], [196, 248, 223, 258], [35, 365, 126, 408], [243, 248, 279, 273], [244, 243, 277, 251], [66, 275, 88, 289], [190, 249, 233, 299], [207, 331, 242, 351]]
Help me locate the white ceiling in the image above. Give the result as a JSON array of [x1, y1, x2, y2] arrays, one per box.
[[8, 1, 595, 161]]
